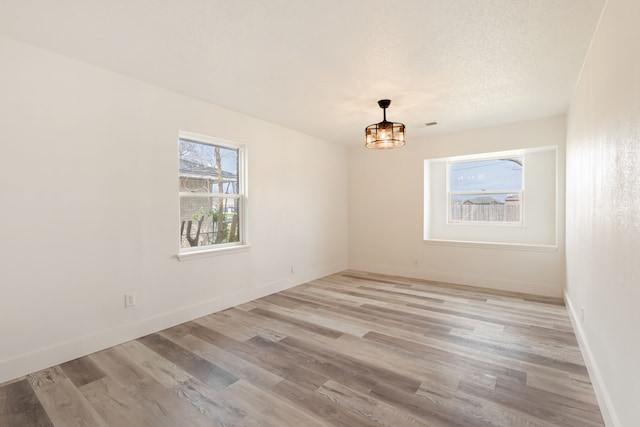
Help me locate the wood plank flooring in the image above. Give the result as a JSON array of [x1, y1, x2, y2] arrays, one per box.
[[0, 271, 604, 426]]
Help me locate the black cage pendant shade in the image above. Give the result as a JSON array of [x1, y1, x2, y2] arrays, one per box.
[[365, 99, 406, 149]]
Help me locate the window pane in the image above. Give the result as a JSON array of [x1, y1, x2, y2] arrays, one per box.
[[179, 139, 239, 194], [450, 158, 522, 192], [179, 196, 240, 248], [450, 193, 521, 222]]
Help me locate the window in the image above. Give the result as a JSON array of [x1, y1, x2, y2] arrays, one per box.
[[425, 147, 557, 246], [448, 156, 523, 224], [179, 132, 245, 253]]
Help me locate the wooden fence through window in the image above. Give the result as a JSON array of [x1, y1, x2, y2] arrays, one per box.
[[451, 204, 520, 222]]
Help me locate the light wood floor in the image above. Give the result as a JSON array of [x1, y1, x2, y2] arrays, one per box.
[[0, 271, 604, 426]]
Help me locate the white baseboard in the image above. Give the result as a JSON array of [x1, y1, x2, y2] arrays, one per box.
[[0, 263, 345, 385], [350, 262, 563, 297], [564, 292, 619, 427]]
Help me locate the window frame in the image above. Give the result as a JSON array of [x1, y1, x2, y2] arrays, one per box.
[[178, 131, 247, 256], [446, 155, 525, 226]]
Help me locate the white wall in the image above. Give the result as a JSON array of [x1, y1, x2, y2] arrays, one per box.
[[565, 0, 640, 425], [0, 36, 348, 384], [349, 115, 566, 297]]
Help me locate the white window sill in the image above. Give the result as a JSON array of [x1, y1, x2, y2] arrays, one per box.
[[176, 244, 251, 261], [423, 239, 557, 252]]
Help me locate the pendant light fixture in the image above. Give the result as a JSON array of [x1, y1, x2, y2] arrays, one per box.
[[365, 99, 406, 149]]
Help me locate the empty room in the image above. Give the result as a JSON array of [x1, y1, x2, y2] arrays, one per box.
[[0, 0, 638, 426]]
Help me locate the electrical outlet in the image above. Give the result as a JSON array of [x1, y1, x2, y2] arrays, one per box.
[[125, 292, 136, 308], [580, 306, 585, 322]]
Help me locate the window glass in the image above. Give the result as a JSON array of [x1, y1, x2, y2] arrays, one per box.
[[450, 158, 522, 192], [179, 136, 243, 251], [448, 157, 523, 223]]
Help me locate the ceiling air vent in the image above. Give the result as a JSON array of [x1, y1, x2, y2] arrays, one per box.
[[415, 121, 438, 128]]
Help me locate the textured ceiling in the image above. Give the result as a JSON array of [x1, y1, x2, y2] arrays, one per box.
[[0, 0, 605, 146]]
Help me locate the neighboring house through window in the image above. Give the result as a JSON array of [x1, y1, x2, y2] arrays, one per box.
[[179, 132, 245, 253]]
